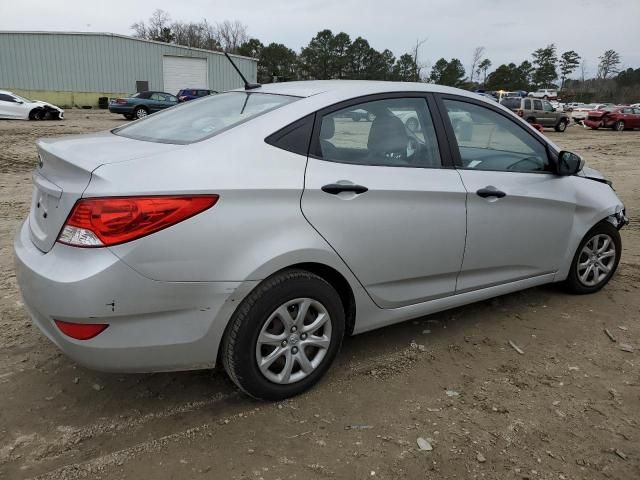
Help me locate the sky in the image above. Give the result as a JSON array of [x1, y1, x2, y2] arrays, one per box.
[[2, 0, 639, 78]]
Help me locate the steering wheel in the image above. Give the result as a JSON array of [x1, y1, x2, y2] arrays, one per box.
[[506, 156, 544, 171]]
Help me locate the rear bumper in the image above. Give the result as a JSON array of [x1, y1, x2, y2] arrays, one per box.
[[14, 221, 256, 372]]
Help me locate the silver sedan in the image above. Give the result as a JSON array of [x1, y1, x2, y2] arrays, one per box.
[[14, 81, 627, 400]]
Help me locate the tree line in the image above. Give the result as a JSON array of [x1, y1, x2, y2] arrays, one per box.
[[131, 10, 638, 102]]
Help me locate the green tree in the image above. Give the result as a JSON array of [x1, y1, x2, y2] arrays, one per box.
[[597, 49, 621, 79], [299, 30, 336, 79], [259, 43, 298, 82], [393, 54, 420, 81], [532, 44, 558, 87], [237, 38, 263, 58], [429, 58, 465, 87], [331, 32, 352, 79], [559, 50, 581, 89], [477, 58, 492, 86]]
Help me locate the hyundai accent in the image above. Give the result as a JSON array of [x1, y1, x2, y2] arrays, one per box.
[[14, 80, 627, 400]]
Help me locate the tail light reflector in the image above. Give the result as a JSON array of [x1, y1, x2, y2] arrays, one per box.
[[57, 195, 218, 247], [55, 320, 109, 340], [517, 109, 524, 117], [114, 98, 128, 104]]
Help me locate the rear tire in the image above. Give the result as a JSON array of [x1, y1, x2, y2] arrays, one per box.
[[221, 269, 345, 400], [564, 221, 621, 294], [614, 120, 625, 132]]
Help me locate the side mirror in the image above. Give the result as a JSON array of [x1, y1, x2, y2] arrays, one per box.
[[15, 100, 24, 104], [557, 150, 584, 175]]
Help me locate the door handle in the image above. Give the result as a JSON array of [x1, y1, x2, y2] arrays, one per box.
[[476, 186, 506, 198], [321, 183, 369, 195]]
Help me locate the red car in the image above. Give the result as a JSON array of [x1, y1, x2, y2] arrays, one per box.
[[584, 106, 640, 131]]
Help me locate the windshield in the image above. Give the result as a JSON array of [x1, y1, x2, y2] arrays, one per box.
[[13, 93, 33, 103], [113, 92, 299, 144]]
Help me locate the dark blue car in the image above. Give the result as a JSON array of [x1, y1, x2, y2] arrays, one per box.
[[109, 91, 178, 119], [177, 89, 216, 102]]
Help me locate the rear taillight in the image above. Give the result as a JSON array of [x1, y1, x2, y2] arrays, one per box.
[[57, 195, 218, 247], [517, 109, 524, 117], [55, 320, 109, 340], [115, 98, 128, 104]]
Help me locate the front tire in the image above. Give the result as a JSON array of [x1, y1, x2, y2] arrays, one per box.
[[133, 106, 149, 119], [564, 221, 621, 294], [555, 120, 568, 132], [222, 270, 345, 400]]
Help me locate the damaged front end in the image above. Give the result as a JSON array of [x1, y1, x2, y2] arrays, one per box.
[[608, 208, 629, 230]]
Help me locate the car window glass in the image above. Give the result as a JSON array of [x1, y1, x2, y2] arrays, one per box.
[[622, 108, 633, 114], [443, 99, 550, 173], [524, 99, 531, 109], [533, 100, 543, 110], [634, 108, 640, 115], [168, 95, 178, 102], [0, 94, 16, 102], [543, 101, 554, 112], [317, 98, 441, 168], [150, 93, 160, 101], [114, 92, 298, 144]]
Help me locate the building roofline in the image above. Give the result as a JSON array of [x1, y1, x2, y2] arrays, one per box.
[[0, 30, 258, 62]]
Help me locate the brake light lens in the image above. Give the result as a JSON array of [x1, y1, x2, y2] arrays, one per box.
[[115, 98, 128, 104], [517, 109, 524, 117], [54, 320, 109, 340], [57, 195, 218, 247]]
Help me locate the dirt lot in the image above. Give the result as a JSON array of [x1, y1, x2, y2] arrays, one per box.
[[0, 111, 638, 480]]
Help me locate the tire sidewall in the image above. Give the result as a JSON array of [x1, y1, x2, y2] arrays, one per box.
[[135, 107, 148, 119], [566, 222, 621, 294], [225, 272, 345, 400]]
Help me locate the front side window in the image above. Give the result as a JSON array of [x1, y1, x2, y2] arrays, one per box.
[[0, 94, 16, 103], [114, 92, 298, 144], [524, 99, 532, 109], [543, 101, 554, 112], [533, 100, 543, 110], [316, 98, 441, 168], [443, 99, 550, 173]]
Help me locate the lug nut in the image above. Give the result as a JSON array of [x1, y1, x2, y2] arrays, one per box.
[[291, 326, 297, 333], [301, 333, 307, 340], [281, 340, 288, 347], [292, 347, 298, 354]]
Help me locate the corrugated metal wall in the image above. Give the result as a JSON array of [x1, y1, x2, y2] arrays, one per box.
[[0, 32, 257, 93]]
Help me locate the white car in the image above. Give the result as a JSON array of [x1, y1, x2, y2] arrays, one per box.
[[529, 89, 558, 100], [0, 90, 64, 120]]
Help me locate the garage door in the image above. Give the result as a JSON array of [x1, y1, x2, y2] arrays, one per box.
[[162, 56, 208, 95]]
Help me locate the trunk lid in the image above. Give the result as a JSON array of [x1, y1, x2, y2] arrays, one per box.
[[28, 131, 181, 252]]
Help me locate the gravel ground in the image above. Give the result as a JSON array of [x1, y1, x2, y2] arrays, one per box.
[[0, 110, 638, 480]]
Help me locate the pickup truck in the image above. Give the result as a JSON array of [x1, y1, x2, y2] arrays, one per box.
[[500, 97, 570, 132], [528, 89, 558, 100]]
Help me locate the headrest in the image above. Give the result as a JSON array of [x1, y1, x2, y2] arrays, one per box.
[[320, 116, 335, 139]]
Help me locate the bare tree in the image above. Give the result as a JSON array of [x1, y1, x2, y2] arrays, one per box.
[[214, 20, 249, 53], [469, 46, 485, 83], [597, 49, 621, 79], [130, 9, 173, 43], [410, 38, 428, 81]]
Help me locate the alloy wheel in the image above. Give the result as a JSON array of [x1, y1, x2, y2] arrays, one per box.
[[615, 121, 625, 132], [136, 108, 148, 119], [256, 298, 332, 385], [576, 234, 616, 287]]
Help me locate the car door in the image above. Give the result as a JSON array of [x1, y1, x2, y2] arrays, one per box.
[[301, 95, 467, 308], [541, 100, 556, 126], [437, 96, 576, 292], [0, 93, 27, 119], [633, 108, 640, 128]]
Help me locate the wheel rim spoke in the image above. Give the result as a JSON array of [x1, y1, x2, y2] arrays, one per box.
[[577, 233, 616, 287], [256, 297, 332, 385]]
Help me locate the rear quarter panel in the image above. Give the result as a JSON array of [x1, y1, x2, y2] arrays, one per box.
[[85, 123, 358, 287]]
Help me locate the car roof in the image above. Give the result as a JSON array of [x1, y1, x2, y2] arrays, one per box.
[[0, 90, 15, 95], [230, 80, 488, 102]]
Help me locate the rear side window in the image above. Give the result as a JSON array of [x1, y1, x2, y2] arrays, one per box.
[[114, 92, 299, 144], [524, 99, 532, 109], [313, 97, 442, 168], [500, 98, 520, 109], [265, 115, 314, 156], [533, 100, 543, 110]]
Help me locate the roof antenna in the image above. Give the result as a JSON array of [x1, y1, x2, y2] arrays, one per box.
[[224, 52, 261, 90]]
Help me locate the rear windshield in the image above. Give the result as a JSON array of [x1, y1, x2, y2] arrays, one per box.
[[113, 92, 299, 144]]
